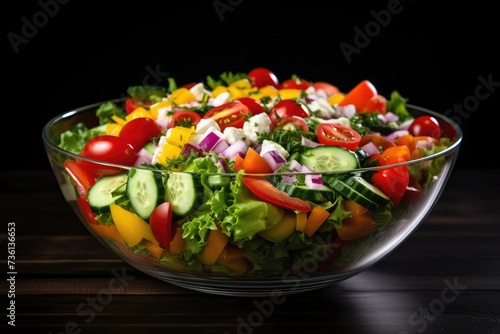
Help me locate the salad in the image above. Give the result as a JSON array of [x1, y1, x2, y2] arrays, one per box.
[[57, 67, 454, 276]]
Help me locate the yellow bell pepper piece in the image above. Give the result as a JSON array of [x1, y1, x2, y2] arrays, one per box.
[[328, 93, 345, 106], [148, 100, 171, 119], [166, 126, 195, 147], [156, 143, 183, 166], [229, 78, 252, 90], [212, 86, 229, 98], [296, 211, 308, 233], [109, 204, 159, 247], [125, 107, 154, 122], [278, 88, 301, 100], [106, 123, 122, 136], [168, 87, 196, 105], [111, 115, 127, 126], [250, 85, 278, 101]]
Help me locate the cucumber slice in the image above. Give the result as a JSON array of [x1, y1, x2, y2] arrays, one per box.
[[127, 168, 164, 219], [206, 174, 230, 188], [326, 177, 380, 211], [276, 183, 336, 202], [299, 146, 359, 172], [165, 172, 203, 216], [344, 176, 390, 206], [88, 173, 128, 214]]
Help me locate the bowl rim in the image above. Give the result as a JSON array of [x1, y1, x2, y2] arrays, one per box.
[[42, 97, 463, 175]]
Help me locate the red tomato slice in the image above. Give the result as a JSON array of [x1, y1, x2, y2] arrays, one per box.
[[363, 94, 387, 114], [124, 97, 152, 114], [247, 67, 279, 88], [279, 78, 311, 90], [119, 117, 162, 151], [80, 135, 137, 175], [268, 99, 309, 123], [316, 123, 361, 151], [149, 202, 174, 249], [338, 80, 378, 111], [312, 82, 340, 96], [203, 101, 249, 131], [242, 177, 312, 212], [408, 115, 441, 139], [168, 110, 202, 129], [236, 97, 265, 116]]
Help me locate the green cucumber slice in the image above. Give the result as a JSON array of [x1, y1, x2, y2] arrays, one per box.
[[344, 175, 390, 206], [276, 183, 336, 202], [299, 146, 359, 172], [88, 173, 128, 214], [165, 172, 203, 216], [127, 168, 164, 219], [326, 177, 380, 211]]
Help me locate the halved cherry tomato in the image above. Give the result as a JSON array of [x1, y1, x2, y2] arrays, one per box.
[[236, 97, 265, 116], [124, 97, 153, 114], [203, 101, 249, 131], [242, 177, 312, 212], [272, 116, 309, 132], [316, 123, 361, 151], [168, 110, 202, 129], [279, 77, 311, 90], [312, 82, 340, 96], [408, 115, 441, 139], [149, 202, 174, 249], [80, 135, 137, 175], [268, 99, 309, 124], [247, 67, 279, 88], [119, 117, 162, 151]]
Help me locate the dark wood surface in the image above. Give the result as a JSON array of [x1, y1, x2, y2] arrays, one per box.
[[1, 168, 499, 334]]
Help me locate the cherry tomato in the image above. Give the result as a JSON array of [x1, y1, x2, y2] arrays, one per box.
[[81, 135, 137, 175], [242, 177, 312, 212], [168, 110, 202, 129], [124, 97, 153, 114], [119, 117, 162, 151], [149, 202, 174, 249], [203, 101, 249, 131], [272, 116, 309, 132], [236, 97, 265, 116], [316, 123, 361, 151], [312, 82, 340, 96], [279, 77, 311, 90], [408, 115, 441, 139], [247, 67, 279, 88], [268, 99, 309, 124]]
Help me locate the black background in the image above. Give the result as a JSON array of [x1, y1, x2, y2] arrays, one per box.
[[4, 0, 499, 171]]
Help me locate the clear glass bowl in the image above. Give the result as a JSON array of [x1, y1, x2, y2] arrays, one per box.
[[42, 98, 462, 297]]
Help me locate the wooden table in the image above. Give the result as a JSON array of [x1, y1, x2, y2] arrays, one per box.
[[1, 168, 499, 333]]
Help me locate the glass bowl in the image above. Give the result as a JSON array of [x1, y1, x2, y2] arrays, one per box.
[[42, 97, 462, 297]]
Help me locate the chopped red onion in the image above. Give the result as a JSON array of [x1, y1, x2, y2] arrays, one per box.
[[385, 130, 410, 141], [262, 150, 287, 171], [287, 159, 303, 172], [301, 136, 322, 148], [384, 111, 399, 123], [336, 105, 356, 118], [183, 143, 202, 158], [212, 140, 229, 154], [133, 148, 154, 166], [399, 118, 415, 130], [377, 114, 387, 124], [360, 141, 380, 156], [281, 175, 297, 184], [198, 131, 224, 151], [220, 139, 248, 159], [305, 174, 324, 189]]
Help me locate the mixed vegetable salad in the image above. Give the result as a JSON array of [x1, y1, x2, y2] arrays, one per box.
[[57, 67, 454, 276]]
